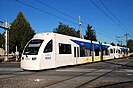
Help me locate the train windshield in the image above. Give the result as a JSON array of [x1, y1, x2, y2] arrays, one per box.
[[23, 39, 44, 55]]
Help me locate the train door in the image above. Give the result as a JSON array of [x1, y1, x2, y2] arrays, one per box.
[[114, 49, 120, 59], [108, 47, 114, 59], [40, 39, 55, 69], [73, 46, 79, 65]]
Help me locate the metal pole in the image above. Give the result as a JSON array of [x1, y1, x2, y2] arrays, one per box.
[[16, 46, 18, 61], [78, 16, 82, 38], [100, 42, 103, 61], [125, 33, 129, 47], [4, 20, 8, 61], [91, 40, 94, 62], [91, 31, 94, 62], [0, 20, 10, 62]]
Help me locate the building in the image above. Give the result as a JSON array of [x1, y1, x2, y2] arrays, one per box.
[[0, 48, 4, 55]]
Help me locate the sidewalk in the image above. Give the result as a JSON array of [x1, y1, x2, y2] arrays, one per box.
[[1, 61, 20, 64]]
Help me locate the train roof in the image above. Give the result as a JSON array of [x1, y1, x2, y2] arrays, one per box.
[[33, 32, 98, 43], [33, 32, 128, 50]]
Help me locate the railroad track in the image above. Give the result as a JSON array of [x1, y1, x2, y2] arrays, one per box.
[[0, 58, 133, 88], [41, 58, 133, 88], [40, 68, 115, 88]]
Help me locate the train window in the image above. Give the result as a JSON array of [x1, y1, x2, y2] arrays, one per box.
[[95, 49, 99, 56], [118, 50, 121, 53], [116, 49, 118, 53], [77, 47, 79, 57], [114, 49, 115, 53], [105, 48, 109, 55], [74, 47, 76, 57], [90, 50, 92, 56], [44, 40, 53, 53], [80, 46, 85, 57], [80, 46, 91, 57], [59, 43, 71, 54], [127, 50, 129, 54], [110, 49, 113, 54], [23, 39, 44, 55], [85, 49, 90, 57]]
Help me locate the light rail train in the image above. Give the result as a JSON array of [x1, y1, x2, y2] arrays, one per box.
[[21, 33, 129, 70]]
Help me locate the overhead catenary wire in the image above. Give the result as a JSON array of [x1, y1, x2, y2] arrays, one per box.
[[36, 0, 116, 39], [99, 0, 133, 34], [36, 0, 90, 28], [93, 26, 115, 36], [88, 0, 129, 34], [16, 0, 118, 43], [92, 0, 133, 44], [36, 0, 78, 22], [96, 30, 115, 41], [16, 0, 78, 26], [30, 1, 116, 41]]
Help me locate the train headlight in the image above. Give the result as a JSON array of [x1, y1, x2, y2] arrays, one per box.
[[32, 57, 37, 60]]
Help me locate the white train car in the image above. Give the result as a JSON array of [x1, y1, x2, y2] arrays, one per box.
[[120, 47, 129, 57], [21, 33, 128, 70], [108, 46, 121, 59]]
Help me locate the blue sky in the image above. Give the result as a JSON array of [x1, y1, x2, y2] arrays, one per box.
[[0, 0, 133, 45]]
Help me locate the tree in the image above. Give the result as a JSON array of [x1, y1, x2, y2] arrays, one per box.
[[53, 22, 80, 38], [84, 24, 97, 41], [117, 44, 121, 46], [76, 30, 80, 38], [110, 42, 115, 46], [104, 42, 107, 44], [127, 39, 133, 52], [0, 33, 4, 48], [9, 11, 35, 53]]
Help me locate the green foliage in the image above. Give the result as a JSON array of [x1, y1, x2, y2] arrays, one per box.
[[9, 11, 35, 53], [127, 39, 133, 52], [117, 43, 121, 46], [0, 33, 4, 48], [53, 22, 80, 38], [84, 24, 97, 41], [110, 42, 115, 46]]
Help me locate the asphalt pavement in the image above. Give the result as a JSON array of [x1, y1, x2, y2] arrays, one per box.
[[0, 57, 133, 88]]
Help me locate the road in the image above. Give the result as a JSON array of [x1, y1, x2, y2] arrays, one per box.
[[0, 57, 133, 88]]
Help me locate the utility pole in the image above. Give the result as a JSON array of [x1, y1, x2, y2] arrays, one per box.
[[91, 30, 94, 62], [115, 36, 118, 45], [125, 33, 129, 47], [78, 16, 82, 38], [99, 42, 103, 61], [116, 36, 123, 46]]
